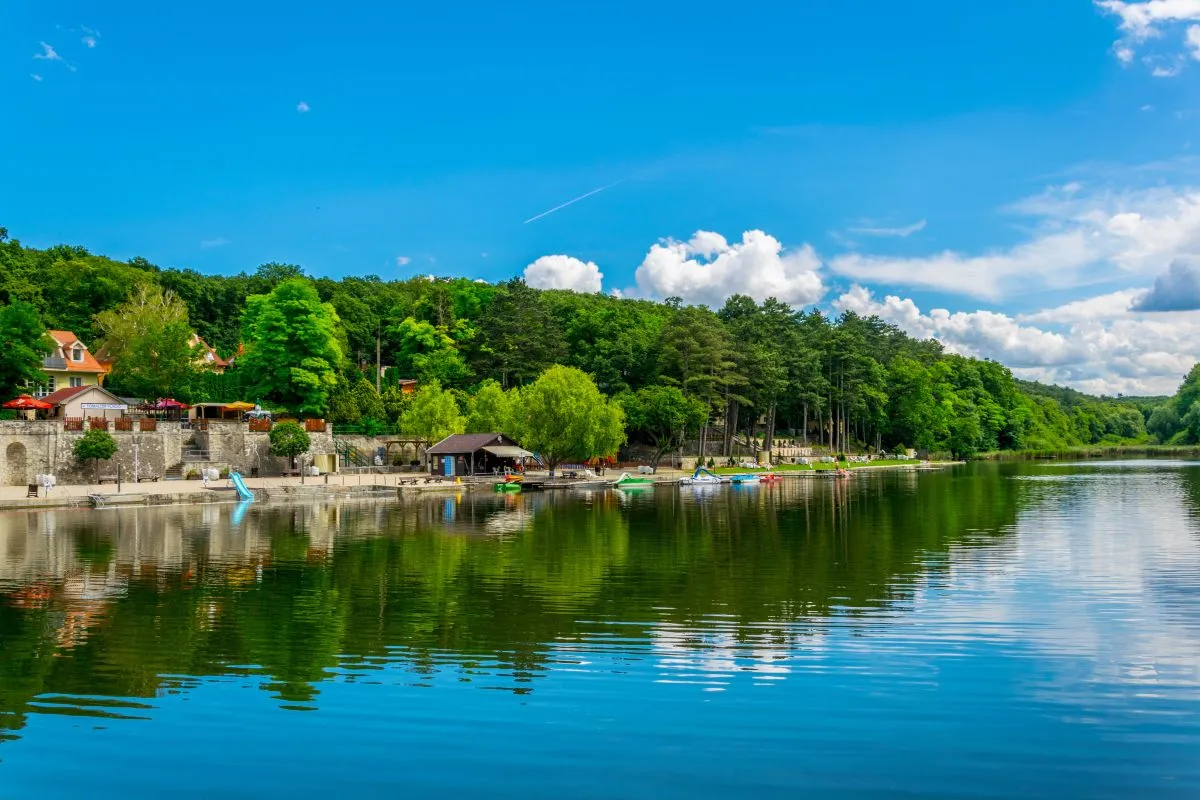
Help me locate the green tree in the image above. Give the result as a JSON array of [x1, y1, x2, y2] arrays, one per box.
[[269, 420, 311, 470], [465, 380, 513, 433], [400, 381, 466, 444], [1148, 404, 1181, 443], [351, 378, 386, 423], [619, 385, 707, 470], [0, 301, 52, 399], [95, 284, 204, 400], [73, 428, 118, 484], [239, 279, 343, 414], [1182, 403, 1200, 444], [510, 366, 626, 476]]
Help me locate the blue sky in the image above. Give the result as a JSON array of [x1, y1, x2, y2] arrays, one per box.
[[5, 0, 1200, 394]]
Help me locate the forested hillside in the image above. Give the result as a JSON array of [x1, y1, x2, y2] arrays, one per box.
[[2, 227, 1196, 457]]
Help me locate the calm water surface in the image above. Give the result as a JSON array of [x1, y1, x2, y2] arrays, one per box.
[[1, 462, 1199, 798]]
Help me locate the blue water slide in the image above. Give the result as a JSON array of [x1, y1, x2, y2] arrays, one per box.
[[230, 472, 254, 501]]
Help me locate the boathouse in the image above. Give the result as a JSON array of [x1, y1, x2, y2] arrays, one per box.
[[425, 433, 532, 477]]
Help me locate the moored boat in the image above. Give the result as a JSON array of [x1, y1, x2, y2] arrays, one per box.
[[679, 467, 729, 485], [612, 472, 656, 489]]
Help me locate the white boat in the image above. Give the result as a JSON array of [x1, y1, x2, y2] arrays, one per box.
[[679, 467, 730, 485]]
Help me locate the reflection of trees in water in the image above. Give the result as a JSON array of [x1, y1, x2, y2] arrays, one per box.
[[0, 473, 1021, 737]]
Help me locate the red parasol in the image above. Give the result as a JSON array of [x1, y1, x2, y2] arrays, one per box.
[[3, 395, 52, 410], [154, 398, 189, 409]]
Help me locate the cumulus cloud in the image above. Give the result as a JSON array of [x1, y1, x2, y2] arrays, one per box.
[[848, 219, 927, 238], [830, 184, 1200, 300], [634, 230, 824, 307], [296, 101, 310, 113], [1132, 260, 1200, 310], [523, 255, 603, 293], [1097, 0, 1200, 71], [81, 26, 99, 48], [396, 256, 411, 266], [833, 285, 1200, 395], [30, 73, 42, 82], [834, 286, 1081, 368]]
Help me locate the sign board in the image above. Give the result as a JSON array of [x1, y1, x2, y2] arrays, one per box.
[[80, 403, 127, 411]]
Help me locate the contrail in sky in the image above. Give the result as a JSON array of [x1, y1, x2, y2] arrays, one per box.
[[522, 179, 626, 224]]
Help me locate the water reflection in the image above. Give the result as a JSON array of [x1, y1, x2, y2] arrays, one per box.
[[0, 463, 1197, 794], [0, 472, 1022, 736]]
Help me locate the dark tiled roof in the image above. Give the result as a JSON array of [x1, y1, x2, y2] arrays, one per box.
[[426, 433, 516, 455], [40, 385, 92, 405]]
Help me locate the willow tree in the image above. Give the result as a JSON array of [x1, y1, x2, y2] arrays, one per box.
[[510, 366, 625, 476]]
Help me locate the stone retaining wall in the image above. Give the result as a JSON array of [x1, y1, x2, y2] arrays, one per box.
[[0, 420, 336, 486]]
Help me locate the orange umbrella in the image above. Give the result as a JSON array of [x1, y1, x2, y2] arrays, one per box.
[[3, 395, 52, 410]]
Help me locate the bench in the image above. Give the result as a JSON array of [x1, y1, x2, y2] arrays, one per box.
[[137, 476, 160, 483], [97, 476, 119, 485]]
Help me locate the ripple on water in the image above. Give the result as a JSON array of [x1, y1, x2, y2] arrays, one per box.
[[0, 466, 1197, 797]]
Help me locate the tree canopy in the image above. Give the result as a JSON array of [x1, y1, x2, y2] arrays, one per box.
[[73, 429, 118, 483], [510, 366, 626, 475], [0, 301, 51, 400], [238, 279, 343, 414], [268, 421, 311, 462], [400, 381, 466, 443], [96, 284, 205, 400], [0, 228, 1190, 456]]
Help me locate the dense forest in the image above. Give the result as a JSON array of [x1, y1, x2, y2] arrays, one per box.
[[2, 227, 1198, 457]]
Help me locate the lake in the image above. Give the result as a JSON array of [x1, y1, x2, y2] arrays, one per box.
[[1, 461, 1199, 798]]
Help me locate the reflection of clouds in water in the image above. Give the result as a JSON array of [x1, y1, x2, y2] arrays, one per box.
[[650, 619, 826, 691], [910, 468, 1200, 698], [483, 508, 534, 535]]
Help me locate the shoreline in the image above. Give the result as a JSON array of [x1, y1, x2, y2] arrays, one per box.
[[978, 445, 1200, 461], [0, 461, 960, 513]]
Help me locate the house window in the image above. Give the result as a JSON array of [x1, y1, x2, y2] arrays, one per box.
[[72, 346, 84, 363], [69, 376, 83, 388], [33, 377, 56, 398]]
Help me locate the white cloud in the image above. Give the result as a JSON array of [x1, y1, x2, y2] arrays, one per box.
[[830, 183, 1200, 300], [396, 256, 411, 266], [523, 255, 604, 293], [1019, 289, 1143, 323], [199, 238, 230, 249], [634, 230, 824, 307], [33, 42, 61, 61], [1188, 24, 1200, 57], [1132, 259, 1200, 310], [296, 101, 310, 113], [848, 219, 927, 238], [30, 73, 42, 82], [1097, 0, 1200, 70], [833, 285, 1200, 395], [830, 230, 1096, 301], [1149, 55, 1185, 75], [81, 26, 99, 48], [1097, 0, 1200, 37]]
